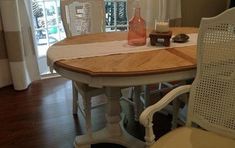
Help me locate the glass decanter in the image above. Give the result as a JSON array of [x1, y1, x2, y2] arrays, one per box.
[[128, 0, 146, 46]]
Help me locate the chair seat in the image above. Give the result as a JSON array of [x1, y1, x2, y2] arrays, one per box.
[[152, 127, 235, 148]]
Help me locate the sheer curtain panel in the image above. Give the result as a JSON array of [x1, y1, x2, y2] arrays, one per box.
[[127, 0, 181, 29], [0, 0, 40, 90]]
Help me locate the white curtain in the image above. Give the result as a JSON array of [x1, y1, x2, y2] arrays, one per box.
[[0, 0, 40, 90], [128, 0, 182, 29]]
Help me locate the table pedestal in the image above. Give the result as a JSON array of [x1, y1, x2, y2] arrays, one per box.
[[74, 87, 145, 148]]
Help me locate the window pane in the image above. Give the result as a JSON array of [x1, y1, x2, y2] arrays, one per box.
[[116, 1, 127, 25], [105, 0, 128, 32], [105, 2, 114, 26], [35, 29, 47, 46], [45, 1, 57, 28], [32, 0, 66, 75], [32, 2, 45, 29]]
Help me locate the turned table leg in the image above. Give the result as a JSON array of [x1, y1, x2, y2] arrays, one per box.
[[105, 87, 122, 136]]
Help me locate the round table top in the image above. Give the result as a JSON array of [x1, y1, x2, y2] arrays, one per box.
[[54, 27, 198, 77]]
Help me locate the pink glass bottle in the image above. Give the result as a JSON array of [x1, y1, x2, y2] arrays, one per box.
[[128, 1, 146, 46]]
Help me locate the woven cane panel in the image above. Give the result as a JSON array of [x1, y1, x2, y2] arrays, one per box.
[[67, 1, 91, 36], [191, 23, 235, 135], [62, 0, 104, 37]]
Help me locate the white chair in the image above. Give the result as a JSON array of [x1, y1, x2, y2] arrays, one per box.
[[60, 0, 105, 134], [61, 0, 105, 36], [140, 8, 235, 148]]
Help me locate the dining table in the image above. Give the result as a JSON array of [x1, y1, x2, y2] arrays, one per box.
[[47, 27, 198, 148]]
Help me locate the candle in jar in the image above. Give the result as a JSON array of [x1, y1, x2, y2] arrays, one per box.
[[155, 21, 169, 32]]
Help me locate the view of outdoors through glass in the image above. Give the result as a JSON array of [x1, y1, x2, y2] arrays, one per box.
[[105, 0, 128, 31]]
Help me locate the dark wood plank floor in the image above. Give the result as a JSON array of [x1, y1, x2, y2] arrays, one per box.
[[0, 77, 172, 148]]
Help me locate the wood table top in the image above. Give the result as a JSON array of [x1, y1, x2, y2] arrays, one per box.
[[54, 27, 198, 77]]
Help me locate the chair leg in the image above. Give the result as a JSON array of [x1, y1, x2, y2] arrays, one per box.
[[133, 86, 143, 121], [143, 85, 151, 107], [128, 87, 134, 99], [72, 81, 78, 115]]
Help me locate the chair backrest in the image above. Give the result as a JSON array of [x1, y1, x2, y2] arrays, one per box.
[[187, 7, 235, 139], [60, 0, 105, 37]]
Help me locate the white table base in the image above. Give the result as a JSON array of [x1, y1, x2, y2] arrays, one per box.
[[74, 124, 145, 148], [74, 87, 145, 148]]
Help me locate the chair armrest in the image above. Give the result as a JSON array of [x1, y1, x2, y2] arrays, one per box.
[[139, 85, 191, 127]]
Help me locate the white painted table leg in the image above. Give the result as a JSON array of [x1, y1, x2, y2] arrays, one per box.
[[105, 87, 122, 136], [83, 95, 92, 135], [74, 87, 145, 148]]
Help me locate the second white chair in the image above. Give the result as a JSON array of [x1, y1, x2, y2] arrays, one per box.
[[60, 0, 105, 134]]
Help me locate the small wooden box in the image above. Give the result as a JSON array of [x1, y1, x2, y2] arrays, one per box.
[[149, 31, 172, 47]]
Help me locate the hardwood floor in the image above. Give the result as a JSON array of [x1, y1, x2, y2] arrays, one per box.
[[0, 77, 172, 148]]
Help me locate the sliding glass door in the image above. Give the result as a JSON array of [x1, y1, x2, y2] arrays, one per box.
[[31, 0, 66, 75]]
